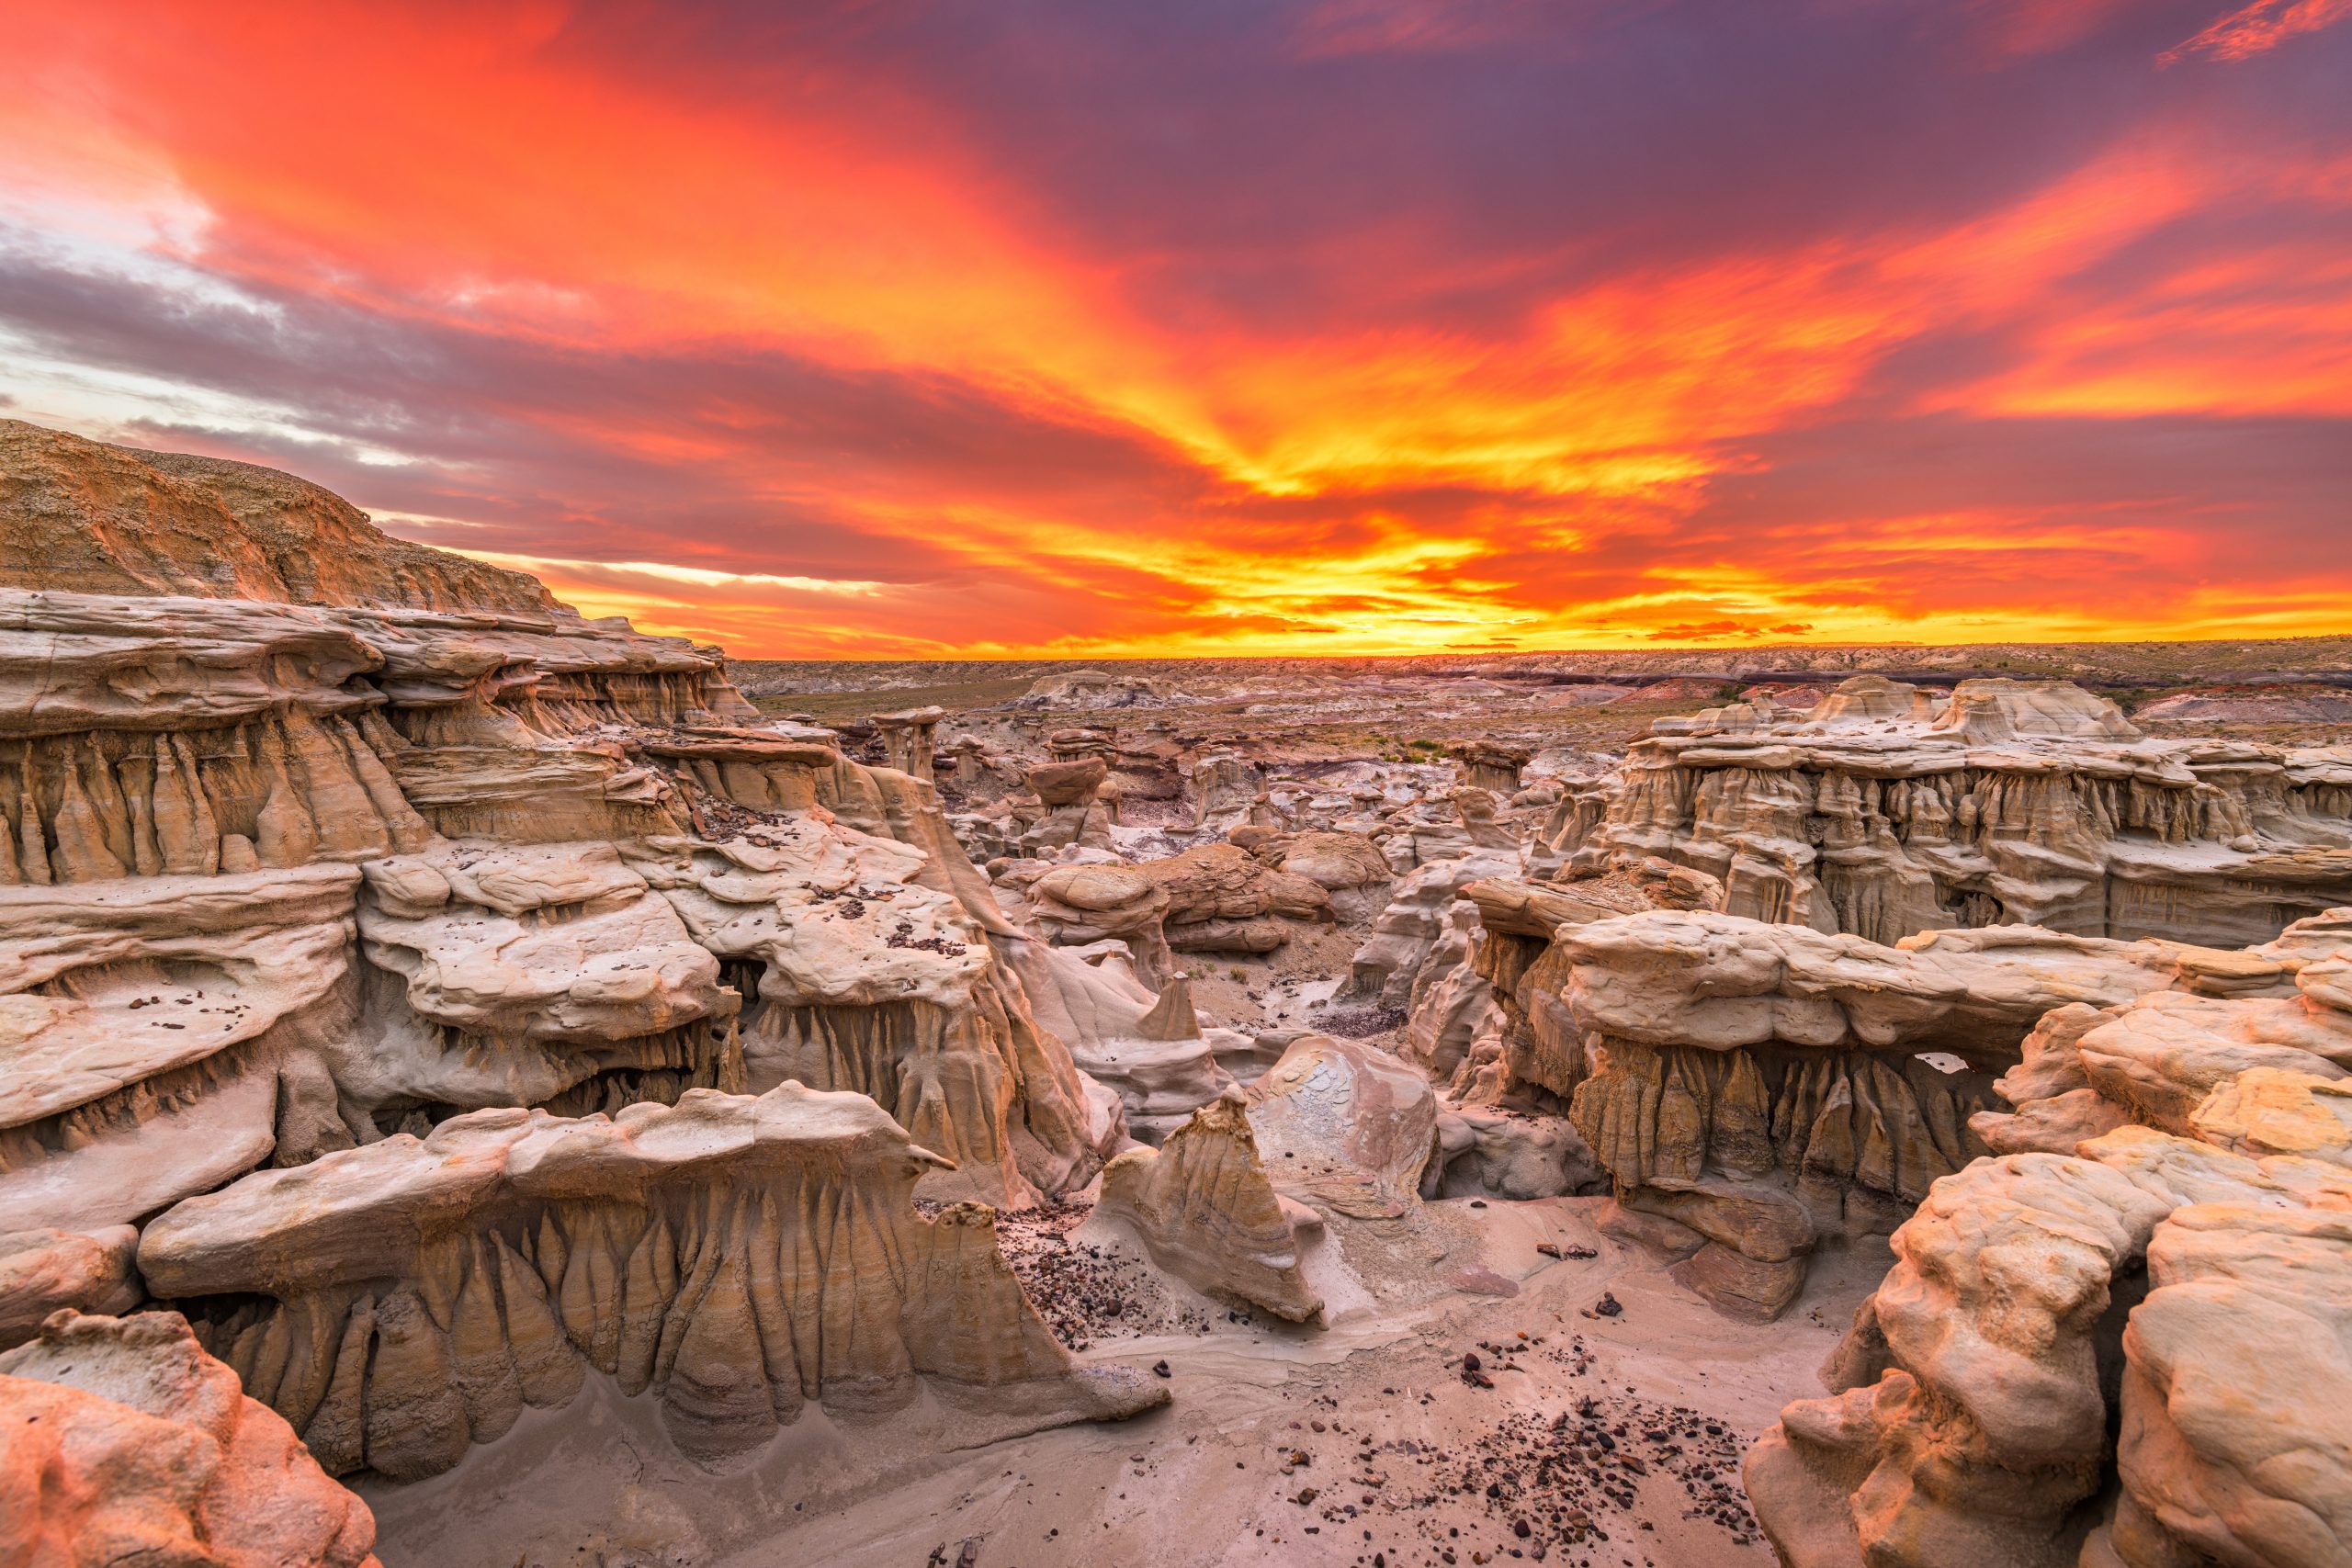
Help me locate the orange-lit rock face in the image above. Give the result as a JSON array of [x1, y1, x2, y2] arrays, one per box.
[[3, 4, 2350, 656]]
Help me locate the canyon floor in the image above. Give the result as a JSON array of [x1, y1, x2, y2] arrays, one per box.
[[365, 1200, 1892, 1568]]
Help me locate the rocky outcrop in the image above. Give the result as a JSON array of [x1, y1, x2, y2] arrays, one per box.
[[997, 857, 1175, 985], [1546, 674, 2352, 949], [1348, 851, 1519, 1006], [1014, 951, 1220, 1142], [0, 418, 1136, 1222], [0, 863, 364, 1230], [1424, 898, 2238, 1316], [1085, 1089, 1323, 1321], [1140, 841, 1333, 954], [1190, 750, 1272, 832], [1745, 906, 2352, 1568], [872, 705, 943, 782], [0, 1307, 383, 1566], [347, 840, 742, 1132], [631, 815, 1113, 1207], [1254, 829, 1395, 921], [0, 423, 1180, 1565], [137, 1084, 1163, 1480], [2, 418, 546, 613], [0, 1226, 141, 1348], [1244, 1032, 1438, 1222]]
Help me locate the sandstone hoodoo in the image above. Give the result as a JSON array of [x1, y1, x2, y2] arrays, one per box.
[[6, 420, 2351, 1568]]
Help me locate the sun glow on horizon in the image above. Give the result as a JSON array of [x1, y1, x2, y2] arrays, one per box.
[[1, 0, 2347, 658]]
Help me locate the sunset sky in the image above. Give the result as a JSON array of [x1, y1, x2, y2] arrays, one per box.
[[2, 1, 2348, 657]]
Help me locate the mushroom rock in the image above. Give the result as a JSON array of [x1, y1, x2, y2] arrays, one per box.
[[1012, 858, 1176, 985], [1454, 740, 1531, 796], [1545, 673, 2352, 949], [870, 705, 944, 782], [135, 1084, 1165, 1480], [0, 1307, 384, 1567], [985, 757, 1115, 856], [1083, 1089, 1324, 1321], [1028, 756, 1107, 809]]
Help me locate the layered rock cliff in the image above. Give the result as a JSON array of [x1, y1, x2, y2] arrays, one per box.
[[1544, 673, 2352, 948], [0, 424, 1168, 1525]]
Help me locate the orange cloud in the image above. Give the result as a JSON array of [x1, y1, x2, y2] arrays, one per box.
[[0, 0, 2347, 657], [2163, 0, 2352, 63]]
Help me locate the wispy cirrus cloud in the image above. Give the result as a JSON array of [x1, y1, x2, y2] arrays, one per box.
[[2163, 0, 2352, 62]]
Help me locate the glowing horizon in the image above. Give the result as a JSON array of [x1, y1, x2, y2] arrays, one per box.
[[2, 1, 2348, 658]]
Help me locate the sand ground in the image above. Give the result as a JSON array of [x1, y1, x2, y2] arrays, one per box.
[[363, 1198, 1888, 1568]]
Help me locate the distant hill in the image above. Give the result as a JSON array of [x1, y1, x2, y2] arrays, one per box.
[[0, 418, 557, 614]]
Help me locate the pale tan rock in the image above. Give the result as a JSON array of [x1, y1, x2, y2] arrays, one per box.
[[0, 1308, 381, 1566], [1549, 912, 2182, 1064], [0, 1226, 140, 1349], [2094, 1201, 2352, 1568], [1750, 911, 2352, 1568], [2190, 1066, 2352, 1166], [1553, 675, 2352, 948], [1012, 858, 1175, 983], [1028, 757, 1107, 807], [1272, 830, 1392, 894], [638, 827, 1095, 1206], [1749, 1153, 2175, 1568], [871, 706, 943, 782], [1086, 1089, 1322, 1321], [1143, 841, 1331, 953], [1011, 945, 1214, 1142], [1244, 1033, 1436, 1220], [1423, 1104, 1600, 1200], [0, 864, 361, 1230], [1348, 852, 1522, 1003], [137, 1084, 1164, 1478]]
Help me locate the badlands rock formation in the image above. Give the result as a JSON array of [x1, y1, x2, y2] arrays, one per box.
[[1087, 1088, 1325, 1321], [139, 1084, 1159, 1479], [1086, 1030, 1453, 1323], [1443, 894, 2245, 1315], [0, 423, 1173, 1545], [1548, 672, 2352, 948], [1743, 905, 2352, 1568], [0, 423, 1130, 1221]]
